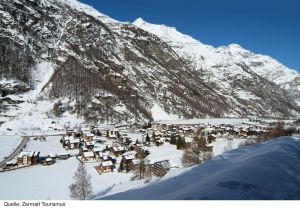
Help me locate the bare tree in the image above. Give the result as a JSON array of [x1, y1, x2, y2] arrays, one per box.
[[144, 159, 152, 183], [69, 163, 93, 200], [132, 150, 147, 180], [182, 128, 212, 167]]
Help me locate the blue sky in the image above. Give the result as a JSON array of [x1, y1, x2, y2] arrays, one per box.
[[80, 0, 300, 71]]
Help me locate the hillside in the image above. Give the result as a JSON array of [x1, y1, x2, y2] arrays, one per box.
[[98, 136, 300, 200], [0, 0, 299, 132]]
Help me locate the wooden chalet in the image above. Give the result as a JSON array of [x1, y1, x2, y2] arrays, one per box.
[[69, 138, 80, 149], [45, 157, 55, 165], [83, 151, 95, 161], [110, 146, 126, 156], [95, 161, 113, 173], [207, 134, 217, 143]]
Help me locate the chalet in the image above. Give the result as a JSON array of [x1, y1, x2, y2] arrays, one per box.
[[107, 130, 119, 139], [5, 159, 17, 169], [99, 152, 109, 161], [93, 136, 106, 143], [93, 147, 104, 156], [67, 129, 75, 136], [85, 141, 95, 150], [83, 151, 95, 161], [57, 153, 70, 160], [48, 153, 56, 159], [150, 159, 170, 177], [239, 128, 248, 137], [17, 151, 34, 166], [110, 146, 126, 156], [45, 157, 55, 165], [229, 128, 239, 136], [69, 138, 80, 149], [207, 134, 217, 143], [83, 133, 94, 141], [122, 151, 136, 163], [62, 136, 70, 148], [95, 161, 113, 173]]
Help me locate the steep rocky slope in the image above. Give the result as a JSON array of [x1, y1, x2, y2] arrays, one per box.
[[0, 0, 299, 130]]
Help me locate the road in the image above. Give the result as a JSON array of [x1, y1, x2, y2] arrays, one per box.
[[0, 136, 29, 168]]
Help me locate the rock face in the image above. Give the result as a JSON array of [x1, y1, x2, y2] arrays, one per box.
[[0, 0, 299, 124]]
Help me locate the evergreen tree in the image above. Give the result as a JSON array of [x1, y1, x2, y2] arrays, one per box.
[[119, 158, 125, 172], [145, 134, 151, 143], [176, 136, 186, 150], [170, 134, 177, 145]]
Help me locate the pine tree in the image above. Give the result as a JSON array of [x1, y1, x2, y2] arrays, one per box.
[[170, 134, 177, 145], [69, 163, 93, 200], [119, 158, 125, 172], [145, 134, 151, 143], [176, 136, 186, 150]]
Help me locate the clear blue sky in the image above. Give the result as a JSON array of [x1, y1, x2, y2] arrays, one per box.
[[80, 0, 300, 71]]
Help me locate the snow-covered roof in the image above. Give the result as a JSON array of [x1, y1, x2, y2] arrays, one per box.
[[83, 151, 94, 158], [46, 157, 53, 162], [99, 152, 108, 157], [48, 153, 56, 158], [85, 141, 95, 146], [70, 138, 80, 143], [6, 159, 16, 165], [93, 147, 103, 152], [93, 136, 101, 140], [18, 151, 34, 158], [123, 154, 135, 160], [101, 161, 113, 166], [112, 146, 125, 152], [85, 133, 95, 137]]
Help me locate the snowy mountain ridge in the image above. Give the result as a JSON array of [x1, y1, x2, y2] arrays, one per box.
[[133, 18, 299, 87], [0, 0, 300, 133]]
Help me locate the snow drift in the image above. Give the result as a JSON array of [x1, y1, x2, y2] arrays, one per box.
[[98, 136, 300, 200]]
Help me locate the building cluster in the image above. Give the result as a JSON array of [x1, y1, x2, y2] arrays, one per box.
[[4, 150, 71, 170], [151, 122, 273, 146], [3, 120, 288, 174]]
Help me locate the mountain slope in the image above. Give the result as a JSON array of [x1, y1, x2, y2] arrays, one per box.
[[0, 0, 299, 131], [134, 18, 300, 106], [98, 136, 300, 200]]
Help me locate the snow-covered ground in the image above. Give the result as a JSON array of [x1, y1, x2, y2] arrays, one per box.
[[151, 103, 178, 121], [158, 118, 251, 125], [99, 136, 300, 200], [0, 136, 23, 161], [0, 131, 248, 200], [210, 138, 247, 156], [25, 136, 78, 156], [146, 143, 183, 167], [0, 156, 150, 200]]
